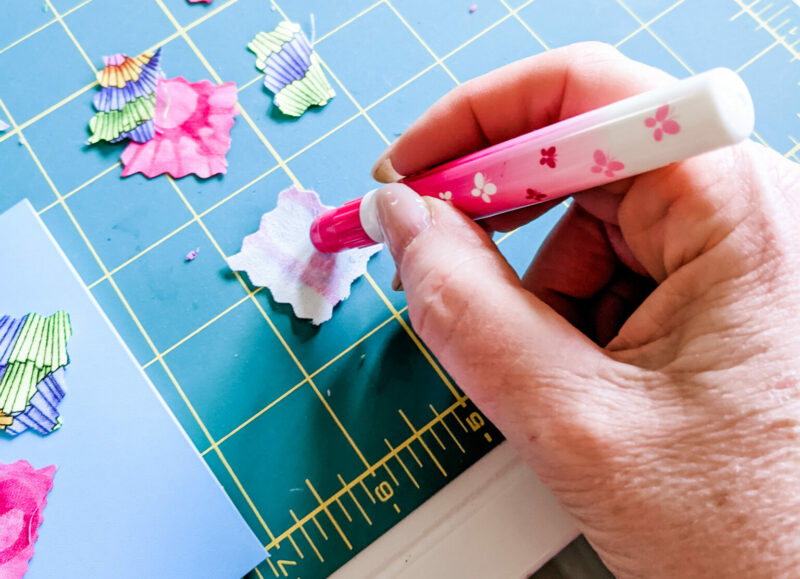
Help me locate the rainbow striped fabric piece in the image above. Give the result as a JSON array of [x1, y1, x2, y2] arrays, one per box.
[[248, 21, 335, 117], [88, 49, 163, 144], [0, 311, 71, 436]]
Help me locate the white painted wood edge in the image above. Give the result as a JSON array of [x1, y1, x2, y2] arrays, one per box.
[[331, 441, 578, 578]]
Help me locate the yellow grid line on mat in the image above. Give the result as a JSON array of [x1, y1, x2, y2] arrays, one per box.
[[0, 0, 244, 147], [200, 311, 397, 456], [42, 0, 97, 74], [16, 0, 568, 419], [0, 0, 94, 57], [497, 0, 550, 50], [37, 162, 122, 215], [786, 136, 800, 158], [3, 6, 284, 546], [262, 394, 468, 553], [731, 0, 800, 60], [615, 0, 781, 151], [615, 0, 696, 74], [0, 98, 268, 544], [737, 38, 781, 72], [315, 0, 384, 45], [146, 4, 377, 499], [2, 0, 798, 573], [38, 52, 441, 220], [383, 0, 461, 84], [170, 0, 793, 521], [614, 0, 687, 47], [266, 0, 467, 404], [139, 0, 484, 556], [167, 167, 372, 466]]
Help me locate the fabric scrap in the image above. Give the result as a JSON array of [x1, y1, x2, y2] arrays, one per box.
[[88, 49, 163, 144], [249, 21, 335, 117], [120, 77, 238, 179], [187, 0, 212, 3], [0, 460, 56, 579], [227, 187, 381, 324], [0, 312, 71, 436], [0, 120, 9, 132]]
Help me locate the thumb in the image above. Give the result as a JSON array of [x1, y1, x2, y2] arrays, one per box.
[[374, 184, 636, 464]]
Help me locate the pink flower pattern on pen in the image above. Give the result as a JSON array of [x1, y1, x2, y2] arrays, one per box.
[[471, 172, 497, 203], [591, 150, 625, 178], [645, 104, 680, 141], [526, 188, 547, 201], [539, 146, 557, 168]]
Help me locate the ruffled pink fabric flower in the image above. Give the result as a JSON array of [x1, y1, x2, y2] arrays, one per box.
[[0, 461, 56, 579], [121, 77, 237, 179]]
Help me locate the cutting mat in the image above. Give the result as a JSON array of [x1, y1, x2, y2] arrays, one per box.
[[0, 0, 798, 577]]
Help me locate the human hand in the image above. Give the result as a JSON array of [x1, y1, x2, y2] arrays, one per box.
[[371, 43, 800, 578]]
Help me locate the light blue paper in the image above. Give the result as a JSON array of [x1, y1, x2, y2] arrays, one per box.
[[0, 200, 265, 578]]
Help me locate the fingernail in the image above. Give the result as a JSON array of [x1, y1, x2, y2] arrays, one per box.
[[375, 183, 432, 263], [372, 155, 402, 183], [391, 271, 404, 292]]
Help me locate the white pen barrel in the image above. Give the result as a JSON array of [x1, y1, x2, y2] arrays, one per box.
[[317, 69, 755, 252], [403, 68, 755, 218], [598, 67, 754, 176]]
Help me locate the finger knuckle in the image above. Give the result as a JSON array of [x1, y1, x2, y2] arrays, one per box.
[[408, 255, 471, 347]]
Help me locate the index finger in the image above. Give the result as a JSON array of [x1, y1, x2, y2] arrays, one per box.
[[373, 42, 675, 182]]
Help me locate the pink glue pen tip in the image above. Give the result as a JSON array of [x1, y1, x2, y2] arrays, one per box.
[[309, 213, 335, 252], [310, 198, 375, 253]]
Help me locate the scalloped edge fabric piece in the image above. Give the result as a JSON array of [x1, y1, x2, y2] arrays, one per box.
[[89, 94, 156, 144], [88, 49, 163, 144], [0, 460, 56, 579], [120, 77, 238, 179], [0, 312, 71, 437], [248, 21, 335, 117], [227, 187, 382, 325]]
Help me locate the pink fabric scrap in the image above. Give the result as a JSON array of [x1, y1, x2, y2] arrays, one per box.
[[227, 187, 382, 325], [187, 0, 212, 3], [0, 461, 56, 579], [121, 77, 238, 179]]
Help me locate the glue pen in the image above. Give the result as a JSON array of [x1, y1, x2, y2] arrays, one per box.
[[309, 68, 754, 253]]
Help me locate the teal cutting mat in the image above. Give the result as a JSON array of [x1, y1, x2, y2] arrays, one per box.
[[1, 0, 798, 577]]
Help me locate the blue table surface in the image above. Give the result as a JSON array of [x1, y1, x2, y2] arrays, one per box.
[[1, 1, 798, 577]]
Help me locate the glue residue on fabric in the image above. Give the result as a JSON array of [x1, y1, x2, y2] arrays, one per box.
[[227, 186, 381, 325]]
